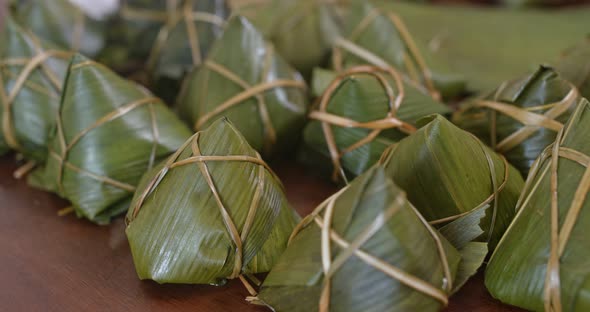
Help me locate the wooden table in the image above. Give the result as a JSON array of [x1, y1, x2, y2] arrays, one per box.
[[0, 155, 524, 311]]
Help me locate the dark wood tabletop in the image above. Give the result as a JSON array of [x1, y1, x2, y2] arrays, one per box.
[[0, 154, 525, 312]]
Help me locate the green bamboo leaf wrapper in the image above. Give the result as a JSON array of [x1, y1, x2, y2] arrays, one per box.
[[453, 66, 579, 177], [0, 15, 71, 163], [437, 204, 489, 293], [372, 1, 590, 93], [32, 54, 192, 224], [100, 0, 230, 102], [12, 0, 107, 58], [231, 0, 342, 78], [255, 166, 460, 312], [125, 118, 300, 285], [121, 0, 229, 80], [555, 39, 590, 100], [331, 0, 466, 99], [310, 67, 336, 98], [380, 115, 524, 250], [299, 66, 450, 183], [176, 16, 308, 157], [485, 99, 590, 312]]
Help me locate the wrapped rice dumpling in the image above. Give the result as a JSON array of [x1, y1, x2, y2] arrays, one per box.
[[0, 15, 71, 168], [254, 166, 461, 312], [231, 0, 342, 78], [299, 66, 450, 183], [380, 115, 524, 250], [555, 39, 590, 100], [12, 0, 108, 58], [33, 54, 192, 224], [125, 118, 300, 285], [453, 66, 580, 177], [486, 99, 590, 312], [117, 0, 229, 95], [331, 0, 465, 99], [176, 16, 308, 157]]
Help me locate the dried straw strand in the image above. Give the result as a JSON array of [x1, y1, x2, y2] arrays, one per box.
[[310, 65, 414, 182], [332, 8, 440, 100], [468, 85, 579, 154]]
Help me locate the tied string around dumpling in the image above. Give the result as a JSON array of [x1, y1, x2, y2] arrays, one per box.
[[0, 29, 72, 178], [332, 8, 440, 101], [512, 104, 590, 312], [127, 126, 284, 296], [310, 65, 415, 183], [121, 0, 226, 73], [379, 131, 510, 244], [465, 82, 579, 154], [260, 182, 454, 311], [188, 45, 306, 155], [49, 60, 163, 203]]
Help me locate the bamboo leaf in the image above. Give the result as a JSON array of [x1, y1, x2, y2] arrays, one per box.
[[333, 0, 466, 99], [453, 66, 579, 177], [0, 15, 70, 162], [452, 242, 488, 294], [299, 67, 450, 183], [125, 118, 300, 284], [176, 16, 308, 158], [12, 0, 108, 57], [106, 0, 230, 103], [232, 0, 342, 78], [373, 1, 590, 93], [486, 99, 590, 311], [439, 205, 489, 293], [554, 39, 590, 101], [311, 67, 337, 98], [32, 54, 192, 224], [439, 204, 488, 250], [257, 166, 460, 312], [380, 114, 524, 251]]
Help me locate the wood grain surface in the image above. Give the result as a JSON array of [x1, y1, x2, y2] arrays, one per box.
[[0, 154, 525, 311]]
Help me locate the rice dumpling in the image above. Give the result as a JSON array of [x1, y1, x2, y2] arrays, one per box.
[[12, 0, 108, 58], [485, 99, 590, 312], [176, 16, 308, 157], [117, 0, 229, 99], [453, 66, 580, 177], [254, 166, 461, 312], [380, 114, 524, 250], [331, 0, 465, 99], [555, 39, 590, 100], [298, 65, 450, 183], [125, 118, 300, 285], [231, 0, 342, 78], [32, 54, 192, 224], [0, 15, 71, 167]]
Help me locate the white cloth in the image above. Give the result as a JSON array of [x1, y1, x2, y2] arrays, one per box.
[[67, 0, 120, 20]]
